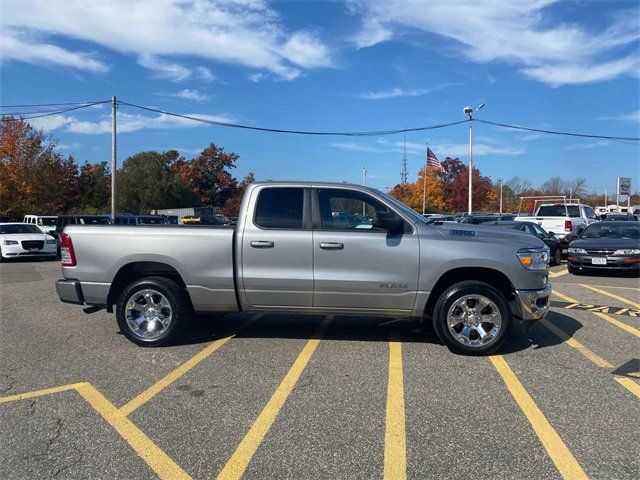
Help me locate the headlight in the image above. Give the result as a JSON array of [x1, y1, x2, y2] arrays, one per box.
[[613, 248, 640, 255], [517, 247, 550, 270], [46, 239, 57, 244], [3, 240, 18, 245], [568, 247, 587, 254]]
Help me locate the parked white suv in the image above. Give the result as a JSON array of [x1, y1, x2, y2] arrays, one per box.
[[23, 215, 57, 237]]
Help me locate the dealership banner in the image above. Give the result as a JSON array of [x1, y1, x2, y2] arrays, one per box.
[[617, 177, 631, 196]]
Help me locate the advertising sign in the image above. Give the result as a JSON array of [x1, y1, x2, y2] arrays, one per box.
[[617, 177, 631, 196]]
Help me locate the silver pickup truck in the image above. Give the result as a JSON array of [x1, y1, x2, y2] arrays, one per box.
[[56, 182, 551, 354]]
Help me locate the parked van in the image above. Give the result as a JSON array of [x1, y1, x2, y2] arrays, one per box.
[[23, 215, 58, 236]]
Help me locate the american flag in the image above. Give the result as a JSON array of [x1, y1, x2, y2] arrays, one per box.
[[426, 146, 446, 173]]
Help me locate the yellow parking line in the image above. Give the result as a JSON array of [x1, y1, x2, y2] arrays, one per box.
[[548, 270, 569, 278], [384, 334, 406, 480], [614, 377, 640, 400], [539, 319, 613, 369], [76, 383, 191, 479], [120, 315, 260, 416], [553, 290, 640, 337], [0, 383, 85, 404], [216, 315, 333, 480], [580, 284, 640, 310], [489, 355, 588, 480]]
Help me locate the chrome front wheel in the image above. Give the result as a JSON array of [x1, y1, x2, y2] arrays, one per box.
[[447, 294, 502, 348]]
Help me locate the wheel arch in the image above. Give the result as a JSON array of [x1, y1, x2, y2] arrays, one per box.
[[107, 261, 191, 312], [424, 267, 516, 319]]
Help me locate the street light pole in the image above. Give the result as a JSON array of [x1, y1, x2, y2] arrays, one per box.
[[499, 179, 503, 215], [463, 103, 485, 215], [111, 96, 117, 221]]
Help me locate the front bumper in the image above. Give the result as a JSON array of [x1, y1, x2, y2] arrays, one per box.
[[56, 279, 84, 305], [1, 244, 57, 257], [511, 283, 552, 320], [568, 254, 640, 271]]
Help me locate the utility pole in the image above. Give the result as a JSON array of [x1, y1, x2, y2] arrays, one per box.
[[422, 146, 427, 215], [499, 179, 503, 215], [463, 103, 485, 215], [604, 189, 607, 207], [400, 131, 408, 184], [111, 96, 117, 221]]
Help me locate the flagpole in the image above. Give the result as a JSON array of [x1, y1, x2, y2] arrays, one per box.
[[423, 144, 428, 215]]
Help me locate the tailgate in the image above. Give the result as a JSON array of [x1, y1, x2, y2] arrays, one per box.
[[533, 217, 567, 235]]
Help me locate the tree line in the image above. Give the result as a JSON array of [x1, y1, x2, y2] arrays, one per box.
[[1, 116, 637, 220], [0, 117, 252, 220]]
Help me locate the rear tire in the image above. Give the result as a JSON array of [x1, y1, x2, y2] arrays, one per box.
[[116, 276, 191, 347], [433, 281, 512, 355]]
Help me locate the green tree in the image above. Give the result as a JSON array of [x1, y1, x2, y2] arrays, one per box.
[[76, 161, 110, 214], [116, 150, 192, 213]]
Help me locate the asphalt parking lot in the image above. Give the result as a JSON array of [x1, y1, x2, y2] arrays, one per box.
[[1, 259, 638, 479]]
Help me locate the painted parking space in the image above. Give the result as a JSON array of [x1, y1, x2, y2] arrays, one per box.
[[1, 260, 639, 479]]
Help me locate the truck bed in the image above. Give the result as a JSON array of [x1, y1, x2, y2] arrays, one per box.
[[63, 224, 238, 312]]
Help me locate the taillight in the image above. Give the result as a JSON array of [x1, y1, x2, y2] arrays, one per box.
[[60, 233, 76, 267], [564, 220, 572, 232]]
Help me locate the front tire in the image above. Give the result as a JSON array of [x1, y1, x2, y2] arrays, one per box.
[[568, 265, 580, 275], [433, 281, 512, 355], [116, 276, 191, 347]]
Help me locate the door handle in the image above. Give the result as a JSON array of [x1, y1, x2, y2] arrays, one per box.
[[319, 242, 344, 250], [250, 240, 274, 248]]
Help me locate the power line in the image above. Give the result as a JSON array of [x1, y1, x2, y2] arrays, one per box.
[[1, 101, 110, 120], [0, 100, 108, 108], [117, 100, 469, 136], [475, 118, 639, 142]]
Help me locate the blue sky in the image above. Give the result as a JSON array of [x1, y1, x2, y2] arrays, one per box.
[[2, 0, 639, 195]]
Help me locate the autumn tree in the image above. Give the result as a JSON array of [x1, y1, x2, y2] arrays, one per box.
[[116, 150, 192, 213], [222, 171, 255, 217], [174, 143, 239, 207], [0, 116, 78, 219], [388, 183, 412, 204], [448, 165, 495, 213]]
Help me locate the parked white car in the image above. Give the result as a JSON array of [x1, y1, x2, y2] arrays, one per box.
[[22, 215, 57, 236], [0, 223, 57, 261]]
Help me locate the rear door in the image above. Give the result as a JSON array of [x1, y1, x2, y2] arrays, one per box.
[[312, 187, 419, 312], [240, 186, 313, 307]]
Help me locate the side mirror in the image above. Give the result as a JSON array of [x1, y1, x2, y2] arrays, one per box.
[[373, 211, 404, 232], [547, 231, 555, 237], [565, 233, 575, 242]]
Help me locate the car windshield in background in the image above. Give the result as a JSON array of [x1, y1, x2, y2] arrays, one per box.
[[38, 217, 57, 226], [0, 224, 43, 234], [581, 224, 639, 240], [536, 205, 580, 217], [77, 217, 111, 225]]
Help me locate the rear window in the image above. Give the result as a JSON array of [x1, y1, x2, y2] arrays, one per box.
[[77, 216, 111, 225], [255, 188, 304, 229], [536, 205, 580, 217]]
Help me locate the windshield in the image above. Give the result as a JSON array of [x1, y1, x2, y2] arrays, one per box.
[[376, 189, 425, 224], [581, 224, 639, 240], [536, 205, 580, 217], [1, 224, 43, 234], [38, 217, 57, 226], [77, 216, 112, 225]]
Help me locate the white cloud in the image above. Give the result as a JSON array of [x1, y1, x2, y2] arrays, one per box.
[[248, 72, 265, 82], [2, 0, 333, 80], [31, 111, 235, 134], [0, 28, 108, 73], [347, 0, 640, 86], [358, 83, 460, 100], [196, 66, 215, 81], [138, 55, 192, 82], [565, 140, 612, 151], [598, 110, 640, 122], [167, 89, 213, 102]]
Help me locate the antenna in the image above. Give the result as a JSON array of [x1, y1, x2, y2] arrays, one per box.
[[400, 130, 408, 184]]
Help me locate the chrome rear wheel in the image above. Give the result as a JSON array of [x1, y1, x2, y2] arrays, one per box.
[[124, 288, 173, 340]]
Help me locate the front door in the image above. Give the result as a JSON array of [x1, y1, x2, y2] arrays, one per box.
[[241, 186, 313, 308], [312, 188, 419, 312]]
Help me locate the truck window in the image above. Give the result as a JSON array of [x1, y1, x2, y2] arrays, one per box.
[[317, 189, 387, 230], [536, 205, 580, 217], [255, 188, 304, 229]]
